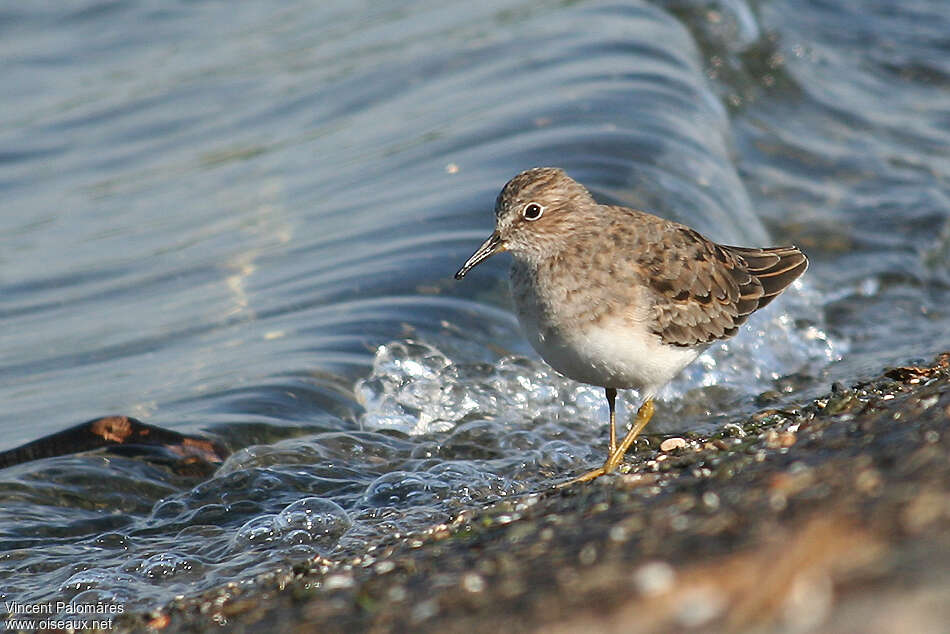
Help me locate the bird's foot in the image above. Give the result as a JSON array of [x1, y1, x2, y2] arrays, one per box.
[[559, 398, 655, 488], [557, 440, 637, 488], [556, 466, 607, 488]]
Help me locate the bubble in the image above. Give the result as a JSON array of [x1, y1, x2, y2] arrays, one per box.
[[439, 420, 505, 460], [140, 552, 199, 580], [274, 497, 352, 548], [92, 532, 131, 549], [59, 569, 138, 594], [233, 514, 280, 548], [361, 471, 451, 507], [151, 498, 188, 520]]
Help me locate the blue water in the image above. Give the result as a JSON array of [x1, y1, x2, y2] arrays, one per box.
[[1, 0, 947, 615]]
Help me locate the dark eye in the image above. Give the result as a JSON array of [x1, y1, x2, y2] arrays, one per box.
[[522, 202, 544, 221]]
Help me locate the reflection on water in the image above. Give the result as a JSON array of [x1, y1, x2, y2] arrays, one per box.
[[1, 0, 948, 614]]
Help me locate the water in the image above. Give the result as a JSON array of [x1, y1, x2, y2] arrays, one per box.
[[1, 0, 947, 615]]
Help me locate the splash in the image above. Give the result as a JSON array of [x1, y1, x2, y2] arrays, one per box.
[[356, 286, 843, 434]]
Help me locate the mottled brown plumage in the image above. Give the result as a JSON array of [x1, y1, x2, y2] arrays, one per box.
[[456, 167, 807, 484], [642, 225, 808, 347]]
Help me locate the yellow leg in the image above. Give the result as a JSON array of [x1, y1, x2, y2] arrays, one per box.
[[559, 398, 655, 486], [604, 398, 654, 473]]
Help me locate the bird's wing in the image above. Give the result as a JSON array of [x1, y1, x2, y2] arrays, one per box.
[[638, 223, 808, 347]]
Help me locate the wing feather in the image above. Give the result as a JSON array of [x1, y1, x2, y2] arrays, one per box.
[[639, 224, 807, 347]]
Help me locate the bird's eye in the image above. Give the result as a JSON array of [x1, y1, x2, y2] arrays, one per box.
[[522, 202, 544, 221]]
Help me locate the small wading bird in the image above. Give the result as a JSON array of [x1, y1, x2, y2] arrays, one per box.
[[455, 168, 807, 484]]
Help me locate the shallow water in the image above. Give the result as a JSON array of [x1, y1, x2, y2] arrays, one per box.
[[1, 0, 948, 615]]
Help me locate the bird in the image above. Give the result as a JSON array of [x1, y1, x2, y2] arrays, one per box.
[[454, 167, 808, 484]]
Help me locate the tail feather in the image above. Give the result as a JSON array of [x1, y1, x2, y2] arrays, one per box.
[[723, 245, 808, 309]]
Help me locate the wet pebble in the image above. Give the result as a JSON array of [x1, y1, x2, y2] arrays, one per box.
[[764, 430, 797, 448], [660, 437, 688, 452]]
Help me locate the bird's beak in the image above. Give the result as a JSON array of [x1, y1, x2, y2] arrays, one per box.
[[455, 231, 506, 279]]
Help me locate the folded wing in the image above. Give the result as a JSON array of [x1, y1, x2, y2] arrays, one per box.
[[646, 226, 807, 347]]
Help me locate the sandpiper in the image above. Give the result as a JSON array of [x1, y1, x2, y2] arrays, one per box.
[[455, 168, 807, 484]]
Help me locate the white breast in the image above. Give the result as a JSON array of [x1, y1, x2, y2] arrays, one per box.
[[521, 313, 703, 397], [510, 257, 706, 397]]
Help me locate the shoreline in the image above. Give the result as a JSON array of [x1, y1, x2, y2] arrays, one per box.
[[104, 353, 950, 633]]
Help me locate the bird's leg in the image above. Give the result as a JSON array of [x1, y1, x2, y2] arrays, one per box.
[[559, 397, 654, 487], [603, 398, 654, 474], [606, 387, 617, 455]]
